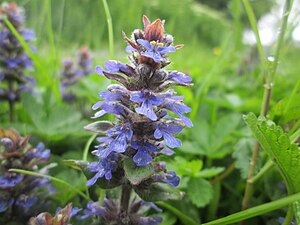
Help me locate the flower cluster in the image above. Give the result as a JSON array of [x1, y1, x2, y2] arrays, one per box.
[[82, 15, 192, 224], [60, 47, 92, 102], [0, 128, 52, 223], [0, 2, 36, 119]]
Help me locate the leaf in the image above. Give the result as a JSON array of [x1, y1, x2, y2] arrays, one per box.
[[232, 138, 256, 179], [244, 113, 300, 194], [196, 167, 224, 178], [187, 177, 213, 208], [134, 183, 184, 202], [123, 158, 155, 185], [84, 121, 114, 134], [190, 113, 241, 158]]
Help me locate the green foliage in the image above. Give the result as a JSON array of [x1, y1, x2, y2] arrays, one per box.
[[187, 177, 213, 208], [244, 113, 300, 194], [186, 113, 240, 158], [123, 158, 155, 186], [134, 183, 184, 202]]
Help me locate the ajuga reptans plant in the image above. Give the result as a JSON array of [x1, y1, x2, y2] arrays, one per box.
[[60, 47, 92, 102], [0, 128, 53, 224], [0, 2, 36, 122], [77, 15, 193, 224]]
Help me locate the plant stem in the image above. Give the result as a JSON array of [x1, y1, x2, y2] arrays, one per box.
[[120, 184, 131, 223], [241, 1, 293, 222], [211, 162, 236, 185], [102, 0, 114, 59]]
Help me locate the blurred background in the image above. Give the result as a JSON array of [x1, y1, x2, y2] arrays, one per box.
[[1, 0, 300, 224]]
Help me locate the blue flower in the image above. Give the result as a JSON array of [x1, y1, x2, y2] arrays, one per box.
[[0, 197, 13, 213], [86, 153, 118, 185], [136, 216, 163, 225], [131, 141, 158, 166], [167, 71, 192, 84], [152, 171, 180, 187], [137, 39, 176, 63], [96, 60, 134, 77], [15, 195, 37, 209], [0, 175, 23, 188], [154, 122, 183, 148], [163, 95, 193, 127], [130, 91, 164, 120], [79, 201, 107, 219], [25, 142, 50, 161]]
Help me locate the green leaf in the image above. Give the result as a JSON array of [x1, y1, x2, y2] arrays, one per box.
[[190, 114, 240, 158], [123, 158, 155, 185], [134, 183, 184, 202], [169, 156, 203, 177], [187, 177, 213, 208], [244, 113, 300, 194], [196, 167, 224, 178], [84, 121, 114, 134]]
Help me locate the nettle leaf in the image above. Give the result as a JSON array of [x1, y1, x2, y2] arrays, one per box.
[[244, 113, 300, 194], [187, 177, 213, 208], [271, 93, 300, 124], [84, 121, 114, 134], [134, 183, 184, 202], [123, 158, 155, 185]]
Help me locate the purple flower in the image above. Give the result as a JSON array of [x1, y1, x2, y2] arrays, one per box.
[[0, 197, 14, 213], [163, 96, 193, 127], [167, 71, 192, 84], [79, 201, 107, 219], [131, 141, 158, 166], [86, 153, 118, 185], [130, 91, 164, 120], [15, 195, 37, 209], [96, 123, 133, 158], [96, 60, 134, 76], [154, 122, 183, 148], [152, 171, 180, 187], [0, 175, 23, 188], [25, 142, 50, 161], [136, 216, 163, 225], [137, 39, 176, 63]]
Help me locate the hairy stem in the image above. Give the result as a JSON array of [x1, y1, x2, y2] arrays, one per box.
[[120, 184, 132, 223], [241, 0, 293, 224]]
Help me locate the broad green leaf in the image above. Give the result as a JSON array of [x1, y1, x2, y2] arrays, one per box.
[[196, 167, 224, 178], [244, 113, 300, 194], [123, 158, 155, 185], [168, 156, 203, 177], [190, 113, 240, 158], [187, 177, 213, 208], [134, 183, 184, 202]]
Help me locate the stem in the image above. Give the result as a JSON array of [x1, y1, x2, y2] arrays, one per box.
[[120, 184, 131, 215], [241, 1, 293, 223], [211, 162, 236, 185], [102, 0, 114, 58], [282, 206, 293, 225]]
